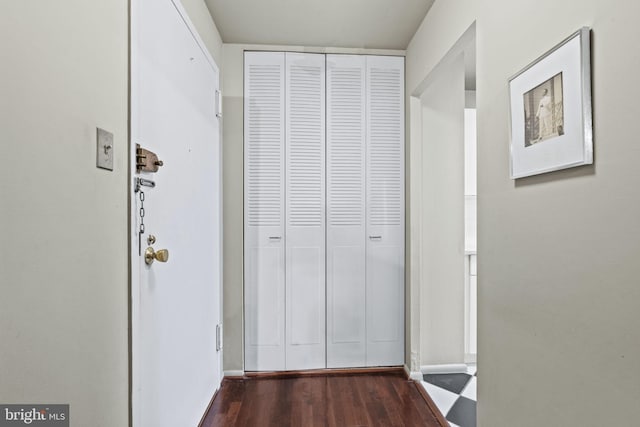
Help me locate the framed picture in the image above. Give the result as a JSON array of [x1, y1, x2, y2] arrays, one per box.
[[509, 27, 592, 179]]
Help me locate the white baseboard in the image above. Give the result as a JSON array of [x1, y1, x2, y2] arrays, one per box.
[[421, 363, 468, 375], [404, 364, 424, 381], [223, 370, 244, 377], [410, 371, 424, 381]]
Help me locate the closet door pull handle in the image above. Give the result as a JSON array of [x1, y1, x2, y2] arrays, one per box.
[[369, 235, 382, 240], [269, 236, 282, 241]]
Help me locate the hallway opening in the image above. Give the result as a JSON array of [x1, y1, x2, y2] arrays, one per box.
[[410, 22, 477, 427]]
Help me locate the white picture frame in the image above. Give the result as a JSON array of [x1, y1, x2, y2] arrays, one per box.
[[509, 27, 592, 179]]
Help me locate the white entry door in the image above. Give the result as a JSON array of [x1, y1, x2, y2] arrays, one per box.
[[131, 0, 222, 426]]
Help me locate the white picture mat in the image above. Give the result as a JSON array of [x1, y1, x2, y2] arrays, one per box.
[[509, 32, 590, 178]]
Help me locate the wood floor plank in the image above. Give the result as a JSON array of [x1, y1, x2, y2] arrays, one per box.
[[201, 372, 445, 427]]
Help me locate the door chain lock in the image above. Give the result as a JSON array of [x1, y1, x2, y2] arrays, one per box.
[[137, 190, 146, 256]]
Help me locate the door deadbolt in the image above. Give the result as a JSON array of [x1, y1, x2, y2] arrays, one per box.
[[136, 144, 164, 173], [145, 247, 169, 265]]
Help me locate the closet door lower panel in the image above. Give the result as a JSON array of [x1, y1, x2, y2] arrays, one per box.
[[285, 53, 326, 370], [326, 55, 367, 368], [365, 55, 405, 367], [244, 52, 286, 371]]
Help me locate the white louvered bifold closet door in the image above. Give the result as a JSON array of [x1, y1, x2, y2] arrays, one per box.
[[284, 53, 326, 370], [326, 55, 367, 368], [244, 52, 286, 371], [245, 53, 404, 372], [365, 55, 405, 366]]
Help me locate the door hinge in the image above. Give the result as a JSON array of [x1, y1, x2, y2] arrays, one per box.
[[216, 323, 223, 352], [215, 90, 222, 118]]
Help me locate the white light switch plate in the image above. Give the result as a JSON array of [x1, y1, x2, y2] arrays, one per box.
[[96, 128, 114, 171]]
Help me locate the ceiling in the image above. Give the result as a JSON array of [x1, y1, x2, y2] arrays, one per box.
[[204, 0, 435, 50]]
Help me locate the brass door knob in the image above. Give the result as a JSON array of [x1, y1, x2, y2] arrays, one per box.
[[145, 247, 169, 265]]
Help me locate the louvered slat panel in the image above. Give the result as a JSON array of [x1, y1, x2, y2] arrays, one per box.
[[247, 62, 284, 227], [328, 64, 365, 227], [367, 65, 403, 227], [287, 62, 324, 227]]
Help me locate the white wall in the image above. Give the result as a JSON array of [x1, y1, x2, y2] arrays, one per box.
[[221, 43, 405, 372], [408, 0, 640, 425], [419, 54, 466, 366], [181, 0, 224, 64], [464, 106, 477, 252], [0, 2, 129, 426], [0, 1, 223, 425]]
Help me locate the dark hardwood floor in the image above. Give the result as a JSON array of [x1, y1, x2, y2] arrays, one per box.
[[201, 371, 447, 427]]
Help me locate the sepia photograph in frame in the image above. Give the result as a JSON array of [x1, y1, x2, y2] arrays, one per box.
[[523, 72, 564, 147], [508, 27, 592, 179]]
